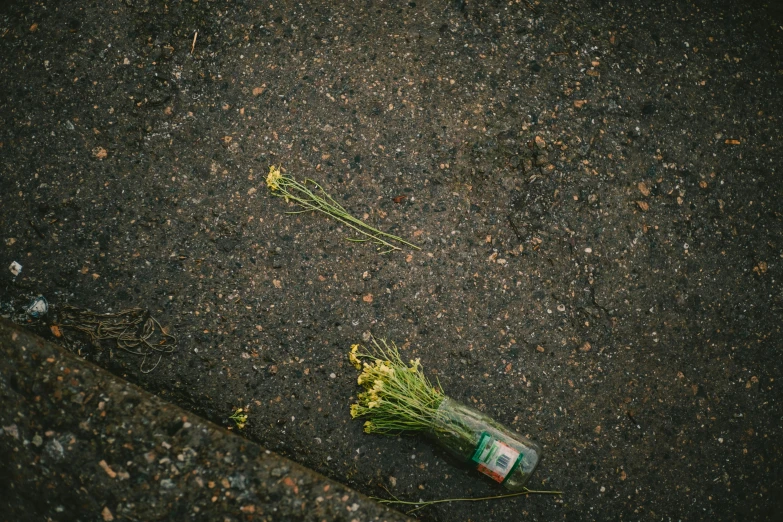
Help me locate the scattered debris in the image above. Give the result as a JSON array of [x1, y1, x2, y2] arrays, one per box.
[[55, 305, 178, 373]]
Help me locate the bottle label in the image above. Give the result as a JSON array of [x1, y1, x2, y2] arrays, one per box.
[[471, 432, 522, 483]]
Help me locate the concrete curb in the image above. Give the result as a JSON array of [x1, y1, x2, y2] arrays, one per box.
[[0, 319, 410, 522]]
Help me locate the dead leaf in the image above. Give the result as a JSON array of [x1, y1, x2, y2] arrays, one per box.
[[93, 147, 108, 159], [636, 201, 649, 211], [272, 279, 282, 289], [638, 182, 650, 196], [363, 294, 373, 303], [252, 86, 266, 96], [724, 139, 741, 145], [574, 99, 587, 108], [580, 341, 592, 352]]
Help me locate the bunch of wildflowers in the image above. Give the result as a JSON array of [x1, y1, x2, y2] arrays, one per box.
[[265, 165, 419, 253], [349, 338, 469, 437]]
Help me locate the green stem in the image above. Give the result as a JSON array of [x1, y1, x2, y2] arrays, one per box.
[[270, 176, 420, 252], [372, 487, 562, 514]]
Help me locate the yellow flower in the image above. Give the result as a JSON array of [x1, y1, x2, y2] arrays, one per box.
[[363, 421, 374, 433], [266, 165, 283, 191], [372, 381, 384, 393], [349, 344, 362, 370], [350, 403, 360, 418], [378, 362, 394, 376]]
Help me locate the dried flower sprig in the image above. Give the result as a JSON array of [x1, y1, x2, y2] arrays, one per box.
[[349, 339, 471, 439], [265, 166, 420, 253], [229, 407, 248, 429]]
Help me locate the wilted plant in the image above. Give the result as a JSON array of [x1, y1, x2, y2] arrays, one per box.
[[265, 165, 419, 253]]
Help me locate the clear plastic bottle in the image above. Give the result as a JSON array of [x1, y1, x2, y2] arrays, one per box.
[[427, 396, 542, 491]]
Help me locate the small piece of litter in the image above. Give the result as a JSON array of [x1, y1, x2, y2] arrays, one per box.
[[26, 296, 49, 318], [9, 261, 22, 276]]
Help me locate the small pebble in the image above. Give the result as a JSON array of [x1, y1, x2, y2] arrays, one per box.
[[329, 373, 336, 379], [584, 247, 593, 253]]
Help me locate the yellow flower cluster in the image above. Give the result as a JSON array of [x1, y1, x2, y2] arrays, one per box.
[[348, 338, 443, 435], [349, 344, 361, 370], [349, 345, 398, 422], [229, 407, 248, 429], [266, 165, 282, 191]]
